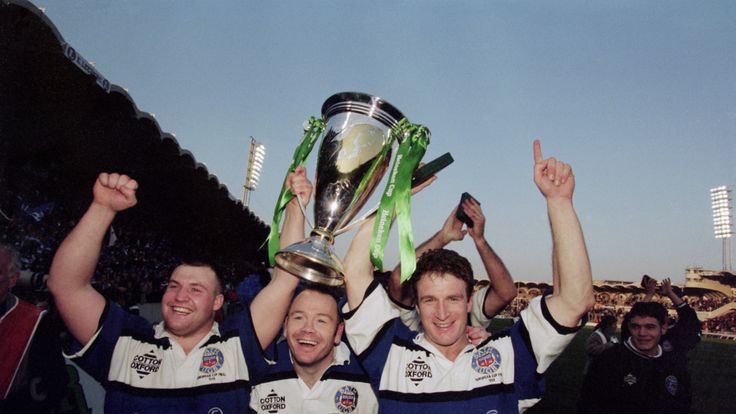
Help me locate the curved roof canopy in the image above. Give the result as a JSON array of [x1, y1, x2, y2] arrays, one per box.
[[0, 0, 269, 270]]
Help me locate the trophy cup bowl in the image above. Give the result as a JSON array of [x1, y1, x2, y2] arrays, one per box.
[[275, 92, 405, 286]]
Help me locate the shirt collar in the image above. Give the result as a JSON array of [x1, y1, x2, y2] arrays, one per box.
[[153, 321, 221, 345], [625, 336, 662, 359], [413, 333, 474, 361], [594, 329, 608, 343]]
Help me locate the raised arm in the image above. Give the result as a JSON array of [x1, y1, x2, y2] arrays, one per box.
[[660, 278, 684, 306], [532, 140, 594, 327], [47, 173, 138, 345], [348, 175, 435, 309], [660, 277, 701, 350], [250, 166, 310, 349], [463, 198, 517, 318], [388, 205, 464, 305], [641, 275, 657, 302], [344, 215, 378, 311]]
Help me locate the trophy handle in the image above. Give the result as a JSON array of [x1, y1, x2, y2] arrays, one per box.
[[296, 193, 315, 231], [331, 204, 378, 237]]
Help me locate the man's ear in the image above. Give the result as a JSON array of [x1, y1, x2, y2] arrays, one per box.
[[660, 322, 668, 336], [466, 296, 473, 314], [213, 293, 225, 312], [334, 322, 345, 346]]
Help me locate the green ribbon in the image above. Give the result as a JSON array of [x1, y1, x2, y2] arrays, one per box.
[[370, 119, 430, 283], [266, 117, 325, 266]]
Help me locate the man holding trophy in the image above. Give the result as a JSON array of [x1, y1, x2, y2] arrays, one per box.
[[47, 171, 308, 413], [251, 167, 380, 414], [339, 140, 594, 413], [257, 89, 438, 413]]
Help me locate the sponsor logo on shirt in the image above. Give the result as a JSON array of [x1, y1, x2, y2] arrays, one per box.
[[199, 347, 224, 374], [334, 385, 359, 413], [260, 389, 286, 413], [662, 339, 673, 352], [130, 350, 162, 379], [623, 373, 637, 386], [405, 356, 432, 386], [471, 346, 501, 375], [665, 375, 678, 396]]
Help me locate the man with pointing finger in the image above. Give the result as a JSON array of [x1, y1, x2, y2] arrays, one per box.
[[340, 140, 594, 413]]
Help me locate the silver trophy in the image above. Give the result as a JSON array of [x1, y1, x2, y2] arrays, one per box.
[[275, 92, 406, 286]]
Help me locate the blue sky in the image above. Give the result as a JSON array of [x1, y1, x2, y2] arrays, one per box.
[[37, 0, 735, 283]]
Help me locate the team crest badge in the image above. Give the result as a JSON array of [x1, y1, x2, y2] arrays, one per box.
[[334, 385, 359, 413], [665, 375, 678, 395], [623, 373, 637, 386], [199, 347, 224, 374], [662, 340, 673, 352], [471, 346, 502, 374]]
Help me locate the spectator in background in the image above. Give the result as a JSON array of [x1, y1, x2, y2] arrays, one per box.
[[583, 315, 618, 374], [0, 244, 68, 412], [579, 301, 692, 414], [622, 276, 701, 354]]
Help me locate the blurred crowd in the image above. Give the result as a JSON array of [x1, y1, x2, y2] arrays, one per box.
[[497, 281, 735, 336], [0, 175, 265, 314]]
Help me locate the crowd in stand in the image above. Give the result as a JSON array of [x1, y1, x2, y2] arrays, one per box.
[[499, 296, 530, 318], [702, 311, 736, 334], [590, 291, 733, 313], [495, 281, 736, 335], [0, 175, 264, 312], [687, 296, 732, 312]]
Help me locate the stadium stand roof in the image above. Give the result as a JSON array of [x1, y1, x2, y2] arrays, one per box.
[[0, 0, 270, 271]]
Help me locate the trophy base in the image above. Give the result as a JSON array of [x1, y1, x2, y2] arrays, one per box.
[[275, 235, 344, 286]]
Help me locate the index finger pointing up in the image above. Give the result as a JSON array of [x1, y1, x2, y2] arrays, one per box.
[[533, 139, 543, 163]]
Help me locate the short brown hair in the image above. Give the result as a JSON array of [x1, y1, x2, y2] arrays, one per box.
[[178, 261, 224, 294], [409, 249, 474, 301], [628, 302, 667, 326], [292, 282, 344, 321]]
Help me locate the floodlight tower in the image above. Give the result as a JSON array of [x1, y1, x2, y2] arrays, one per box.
[[710, 186, 733, 272], [243, 137, 266, 208]]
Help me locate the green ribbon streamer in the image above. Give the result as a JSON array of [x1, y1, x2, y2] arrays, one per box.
[[266, 117, 325, 266], [370, 120, 430, 283]]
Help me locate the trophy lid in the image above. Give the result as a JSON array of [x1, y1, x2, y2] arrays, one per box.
[[322, 92, 405, 129]]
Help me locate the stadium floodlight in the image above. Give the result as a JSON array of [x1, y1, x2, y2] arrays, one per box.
[[710, 186, 733, 271], [243, 137, 266, 208]]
